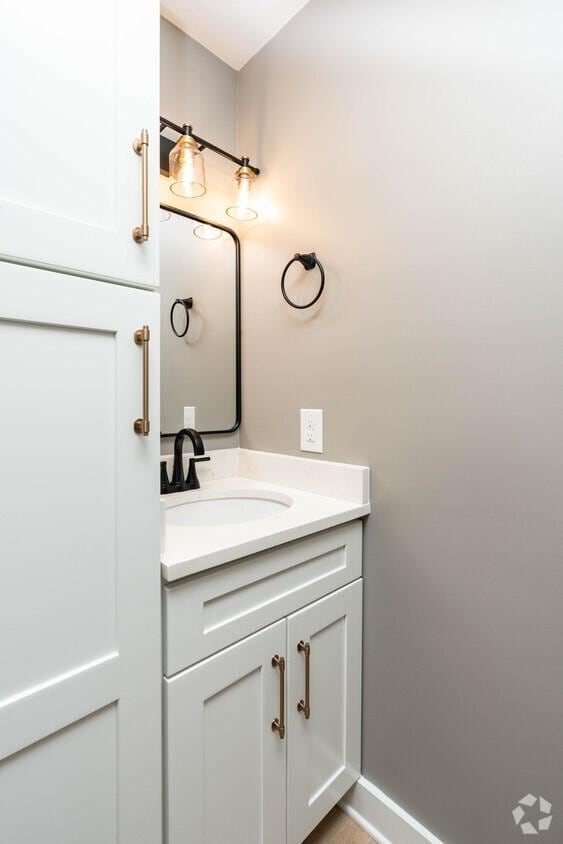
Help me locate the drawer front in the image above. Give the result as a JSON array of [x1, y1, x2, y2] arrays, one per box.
[[163, 521, 362, 676]]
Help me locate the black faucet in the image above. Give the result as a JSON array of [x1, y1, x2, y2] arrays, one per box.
[[160, 428, 210, 494]]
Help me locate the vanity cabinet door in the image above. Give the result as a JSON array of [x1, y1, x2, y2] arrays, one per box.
[[0, 263, 161, 844], [165, 621, 287, 844], [0, 0, 159, 288], [286, 580, 363, 844]]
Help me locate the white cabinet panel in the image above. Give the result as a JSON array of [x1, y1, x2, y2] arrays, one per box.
[[286, 581, 362, 844], [0, 0, 159, 288], [0, 318, 117, 700], [0, 263, 161, 843], [0, 706, 118, 844], [165, 621, 286, 844]]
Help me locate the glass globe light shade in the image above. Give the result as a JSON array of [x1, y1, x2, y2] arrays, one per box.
[[226, 164, 258, 221], [169, 134, 206, 198]]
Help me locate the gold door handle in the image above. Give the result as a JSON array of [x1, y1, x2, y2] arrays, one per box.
[[297, 641, 311, 719], [134, 326, 150, 435], [271, 655, 286, 739], [132, 129, 150, 243]]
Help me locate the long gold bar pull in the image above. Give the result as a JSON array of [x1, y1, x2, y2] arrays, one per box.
[[132, 129, 150, 243], [297, 640, 311, 719], [271, 655, 286, 739], [134, 326, 150, 435]]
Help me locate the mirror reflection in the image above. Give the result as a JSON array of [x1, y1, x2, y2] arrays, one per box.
[[160, 208, 239, 435]]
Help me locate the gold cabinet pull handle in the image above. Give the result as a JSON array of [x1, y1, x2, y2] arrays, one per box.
[[297, 641, 311, 719], [134, 326, 150, 435], [132, 129, 150, 243], [271, 655, 286, 739]]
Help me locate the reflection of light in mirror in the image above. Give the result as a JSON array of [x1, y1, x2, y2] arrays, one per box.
[[160, 207, 171, 222], [193, 223, 222, 241]]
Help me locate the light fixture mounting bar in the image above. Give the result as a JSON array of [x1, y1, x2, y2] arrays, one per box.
[[160, 115, 260, 176]]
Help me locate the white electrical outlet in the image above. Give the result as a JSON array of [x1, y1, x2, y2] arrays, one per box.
[[183, 406, 196, 429], [300, 409, 323, 453]]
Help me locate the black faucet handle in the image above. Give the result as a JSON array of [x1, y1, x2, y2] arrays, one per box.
[[186, 455, 211, 489], [188, 456, 211, 470], [160, 461, 170, 494]]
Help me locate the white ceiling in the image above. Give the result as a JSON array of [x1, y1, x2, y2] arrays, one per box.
[[160, 0, 311, 70]]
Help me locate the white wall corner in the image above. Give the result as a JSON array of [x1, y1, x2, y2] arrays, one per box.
[[339, 777, 445, 844]]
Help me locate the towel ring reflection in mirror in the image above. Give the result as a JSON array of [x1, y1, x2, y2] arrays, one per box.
[[170, 297, 193, 338]]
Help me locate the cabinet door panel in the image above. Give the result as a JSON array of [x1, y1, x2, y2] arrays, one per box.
[[0, 706, 118, 844], [165, 621, 286, 844], [0, 262, 161, 843], [286, 581, 362, 844], [0, 0, 158, 287], [0, 318, 117, 700]]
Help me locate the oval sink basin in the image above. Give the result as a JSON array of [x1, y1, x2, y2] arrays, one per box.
[[166, 490, 293, 528]]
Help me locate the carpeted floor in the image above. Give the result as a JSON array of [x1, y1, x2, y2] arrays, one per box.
[[304, 807, 376, 843]]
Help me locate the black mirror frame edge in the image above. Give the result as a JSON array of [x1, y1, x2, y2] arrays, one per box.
[[159, 204, 242, 439]]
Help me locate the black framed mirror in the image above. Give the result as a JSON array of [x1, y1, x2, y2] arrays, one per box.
[[160, 205, 241, 438]]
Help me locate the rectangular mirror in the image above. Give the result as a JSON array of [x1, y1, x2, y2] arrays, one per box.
[[160, 206, 241, 437]]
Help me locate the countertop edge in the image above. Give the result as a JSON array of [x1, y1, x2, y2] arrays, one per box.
[[161, 503, 370, 584]]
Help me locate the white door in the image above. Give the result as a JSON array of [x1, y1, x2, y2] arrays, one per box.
[[0, 262, 161, 843], [286, 580, 363, 844], [0, 0, 159, 288], [165, 621, 287, 844]]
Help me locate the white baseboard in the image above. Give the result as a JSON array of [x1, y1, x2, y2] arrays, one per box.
[[339, 776, 445, 844]]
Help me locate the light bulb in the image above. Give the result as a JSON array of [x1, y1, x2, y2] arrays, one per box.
[[169, 133, 206, 198], [226, 161, 258, 221]]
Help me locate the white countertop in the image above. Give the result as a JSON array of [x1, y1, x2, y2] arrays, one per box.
[[160, 449, 370, 582]]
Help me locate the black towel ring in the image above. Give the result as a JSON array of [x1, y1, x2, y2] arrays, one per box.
[[170, 297, 193, 337], [281, 253, 325, 309]]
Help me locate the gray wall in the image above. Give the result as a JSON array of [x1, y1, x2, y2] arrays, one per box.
[[237, 2, 563, 842], [160, 17, 240, 449], [161, 16, 236, 155]]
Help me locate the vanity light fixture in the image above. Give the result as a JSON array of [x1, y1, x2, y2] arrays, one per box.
[[160, 117, 260, 220], [226, 158, 258, 221], [193, 223, 222, 240], [169, 126, 206, 198]]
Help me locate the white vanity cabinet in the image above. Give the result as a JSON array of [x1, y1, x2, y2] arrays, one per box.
[[0, 0, 159, 288], [0, 262, 161, 844], [165, 621, 287, 844], [163, 522, 363, 844], [286, 582, 362, 843], [0, 2, 161, 839]]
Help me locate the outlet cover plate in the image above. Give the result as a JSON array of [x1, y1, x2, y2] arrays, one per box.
[[183, 406, 196, 429], [300, 408, 323, 453]]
